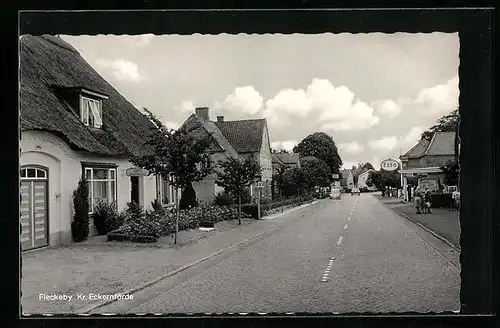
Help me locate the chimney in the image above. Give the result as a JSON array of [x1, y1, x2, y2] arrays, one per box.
[[217, 116, 224, 122], [195, 107, 209, 120]]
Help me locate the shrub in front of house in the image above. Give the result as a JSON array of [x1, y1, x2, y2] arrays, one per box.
[[107, 204, 248, 243], [71, 178, 90, 242], [126, 201, 145, 219], [151, 199, 165, 214], [213, 192, 234, 206], [180, 183, 198, 210], [93, 201, 122, 235]]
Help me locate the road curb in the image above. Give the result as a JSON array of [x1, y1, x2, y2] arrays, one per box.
[[390, 206, 461, 252], [80, 202, 316, 314], [261, 200, 318, 220]]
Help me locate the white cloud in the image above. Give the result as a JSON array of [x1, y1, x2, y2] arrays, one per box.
[[368, 136, 399, 151], [339, 141, 365, 155], [415, 76, 459, 114], [370, 76, 458, 119], [271, 140, 298, 152], [263, 106, 293, 128], [95, 58, 145, 82], [178, 100, 196, 113], [400, 126, 425, 145], [373, 99, 402, 119], [218, 78, 380, 131], [266, 88, 311, 117], [218, 86, 263, 115]]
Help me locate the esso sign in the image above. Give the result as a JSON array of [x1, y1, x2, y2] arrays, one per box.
[[380, 159, 399, 171]]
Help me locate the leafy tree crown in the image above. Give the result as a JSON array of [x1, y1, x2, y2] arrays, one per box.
[[131, 108, 212, 189]]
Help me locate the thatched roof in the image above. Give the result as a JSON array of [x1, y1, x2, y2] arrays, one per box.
[[20, 35, 156, 157]]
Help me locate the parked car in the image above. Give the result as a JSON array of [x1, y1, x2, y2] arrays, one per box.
[[330, 188, 341, 200], [351, 187, 360, 196]]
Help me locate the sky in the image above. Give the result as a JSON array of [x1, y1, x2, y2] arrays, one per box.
[[62, 33, 459, 170]]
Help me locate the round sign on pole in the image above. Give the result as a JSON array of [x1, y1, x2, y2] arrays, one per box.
[[380, 158, 399, 171]]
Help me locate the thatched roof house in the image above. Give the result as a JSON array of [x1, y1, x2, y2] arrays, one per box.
[[20, 35, 156, 157], [19, 35, 163, 251]]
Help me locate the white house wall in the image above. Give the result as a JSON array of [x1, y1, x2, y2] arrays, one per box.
[[20, 130, 157, 247], [357, 170, 377, 190]]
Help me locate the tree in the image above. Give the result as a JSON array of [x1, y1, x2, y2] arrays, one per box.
[[421, 108, 459, 141], [282, 166, 310, 197], [360, 162, 374, 171], [440, 160, 459, 187], [179, 182, 198, 210], [368, 170, 401, 191], [215, 155, 262, 225], [71, 178, 90, 242], [272, 163, 288, 201], [301, 156, 332, 189], [293, 132, 342, 175], [131, 108, 213, 244], [421, 108, 460, 189]]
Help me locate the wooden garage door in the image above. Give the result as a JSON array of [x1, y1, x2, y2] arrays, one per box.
[[20, 167, 49, 251]]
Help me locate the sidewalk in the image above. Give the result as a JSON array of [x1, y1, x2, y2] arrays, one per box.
[[392, 204, 461, 249], [375, 194, 460, 249], [21, 201, 317, 314]]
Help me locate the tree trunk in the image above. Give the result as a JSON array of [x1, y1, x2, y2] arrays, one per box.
[[238, 194, 242, 225], [280, 188, 284, 213], [175, 188, 180, 245]]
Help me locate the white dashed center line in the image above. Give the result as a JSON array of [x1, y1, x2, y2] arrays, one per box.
[[321, 257, 335, 282], [337, 236, 344, 246], [347, 217, 351, 221], [343, 224, 348, 230]]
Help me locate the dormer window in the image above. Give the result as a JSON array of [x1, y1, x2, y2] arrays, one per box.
[[80, 96, 103, 128], [52, 86, 108, 128]]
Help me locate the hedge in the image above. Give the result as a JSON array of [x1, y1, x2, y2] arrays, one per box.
[[240, 195, 314, 219], [429, 193, 454, 208], [107, 204, 251, 243]]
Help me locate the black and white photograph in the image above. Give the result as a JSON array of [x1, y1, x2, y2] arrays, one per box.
[[20, 29, 463, 315]]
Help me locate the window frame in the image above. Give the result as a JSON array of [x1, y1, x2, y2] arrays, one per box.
[[80, 95, 103, 128], [82, 165, 117, 214], [20, 167, 48, 180]]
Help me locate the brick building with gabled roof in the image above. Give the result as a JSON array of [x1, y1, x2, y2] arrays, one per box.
[[180, 107, 273, 203]]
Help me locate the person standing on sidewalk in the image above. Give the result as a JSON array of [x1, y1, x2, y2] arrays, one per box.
[[423, 188, 432, 214], [414, 186, 424, 214]]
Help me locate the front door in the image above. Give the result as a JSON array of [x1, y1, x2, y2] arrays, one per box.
[[20, 167, 49, 251], [130, 176, 139, 204]]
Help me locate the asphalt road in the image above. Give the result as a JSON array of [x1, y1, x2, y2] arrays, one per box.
[[96, 193, 460, 314]]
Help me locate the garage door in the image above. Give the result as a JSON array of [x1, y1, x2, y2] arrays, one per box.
[[20, 167, 49, 251]]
